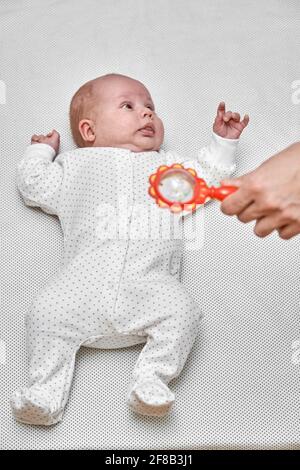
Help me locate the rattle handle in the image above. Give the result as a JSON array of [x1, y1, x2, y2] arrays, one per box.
[[211, 185, 238, 201]]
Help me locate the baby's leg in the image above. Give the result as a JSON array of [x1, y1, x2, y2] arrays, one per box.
[[10, 287, 84, 426], [125, 279, 202, 417], [10, 261, 115, 426], [11, 328, 81, 426]]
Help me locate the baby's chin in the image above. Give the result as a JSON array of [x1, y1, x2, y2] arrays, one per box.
[[130, 145, 160, 153], [129, 137, 162, 152], [108, 141, 160, 153]]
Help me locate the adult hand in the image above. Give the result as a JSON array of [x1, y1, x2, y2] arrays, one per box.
[[220, 142, 300, 239]]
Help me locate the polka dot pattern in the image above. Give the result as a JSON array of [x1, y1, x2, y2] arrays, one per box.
[[11, 137, 236, 425]]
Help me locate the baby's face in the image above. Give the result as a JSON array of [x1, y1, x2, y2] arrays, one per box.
[[81, 78, 164, 152]]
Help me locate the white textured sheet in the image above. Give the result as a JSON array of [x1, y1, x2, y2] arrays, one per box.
[[0, 0, 299, 450]]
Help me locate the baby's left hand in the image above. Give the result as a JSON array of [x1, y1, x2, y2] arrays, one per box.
[[213, 102, 249, 139]]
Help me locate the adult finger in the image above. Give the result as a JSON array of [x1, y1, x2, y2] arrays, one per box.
[[220, 186, 254, 215], [236, 202, 261, 223], [277, 222, 300, 240], [253, 211, 285, 237], [220, 177, 243, 187]]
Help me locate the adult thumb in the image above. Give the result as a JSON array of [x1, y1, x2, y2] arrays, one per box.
[[220, 176, 243, 187]]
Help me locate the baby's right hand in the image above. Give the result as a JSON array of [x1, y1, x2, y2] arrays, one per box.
[[31, 129, 60, 155]]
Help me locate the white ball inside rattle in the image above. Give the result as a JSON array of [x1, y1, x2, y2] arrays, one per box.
[[158, 169, 195, 203]]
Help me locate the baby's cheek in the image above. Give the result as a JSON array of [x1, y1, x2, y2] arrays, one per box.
[[158, 120, 165, 141], [154, 116, 163, 131]]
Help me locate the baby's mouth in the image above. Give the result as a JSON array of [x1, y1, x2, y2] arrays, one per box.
[[138, 125, 155, 136]]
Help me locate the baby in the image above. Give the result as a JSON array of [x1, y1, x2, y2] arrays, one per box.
[[11, 73, 249, 425]]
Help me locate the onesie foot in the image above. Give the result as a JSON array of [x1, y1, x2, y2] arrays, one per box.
[[127, 379, 175, 417], [10, 386, 63, 426]]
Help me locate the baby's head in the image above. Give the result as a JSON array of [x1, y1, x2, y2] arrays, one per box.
[[69, 73, 164, 152]]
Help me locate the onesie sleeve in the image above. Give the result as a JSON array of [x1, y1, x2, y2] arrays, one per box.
[[16, 143, 64, 216], [179, 132, 238, 187]]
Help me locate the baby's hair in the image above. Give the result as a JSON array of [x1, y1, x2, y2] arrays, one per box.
[[69, 73, 138, 148]]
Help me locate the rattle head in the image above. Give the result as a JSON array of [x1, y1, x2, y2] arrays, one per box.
[[158, 169, 195, 203], [149, 163, 238, 212]]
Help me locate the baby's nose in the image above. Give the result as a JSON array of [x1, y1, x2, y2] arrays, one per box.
[[142, 108, 153, 118]]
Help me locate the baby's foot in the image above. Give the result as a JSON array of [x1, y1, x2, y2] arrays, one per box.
[[10, 386, 63, 426], [127, 379, 175, 417]]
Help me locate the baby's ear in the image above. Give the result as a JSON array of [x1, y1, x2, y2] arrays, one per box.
[[78, 119, 96, 144]]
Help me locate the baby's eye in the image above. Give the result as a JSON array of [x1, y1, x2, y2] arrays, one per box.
[[122, 103, 133, 109]]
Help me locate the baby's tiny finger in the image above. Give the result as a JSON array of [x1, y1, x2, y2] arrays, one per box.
[[241, 114, 250, 127], [223, 111, 232, 122], [232, 112, 240, 121], [217, 101, 226, 116]]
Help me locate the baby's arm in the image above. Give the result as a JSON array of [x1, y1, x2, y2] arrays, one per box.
[[16, 130, 64, 215], [180, 101, 249, 188], [181, 131, 239, 188], [165, 102, 249, 214]]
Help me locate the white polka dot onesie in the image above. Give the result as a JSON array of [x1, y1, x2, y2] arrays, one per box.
[[11, 132, 238, 425]]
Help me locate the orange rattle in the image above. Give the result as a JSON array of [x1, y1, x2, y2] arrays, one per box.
[[148, 164, 237, 213]]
